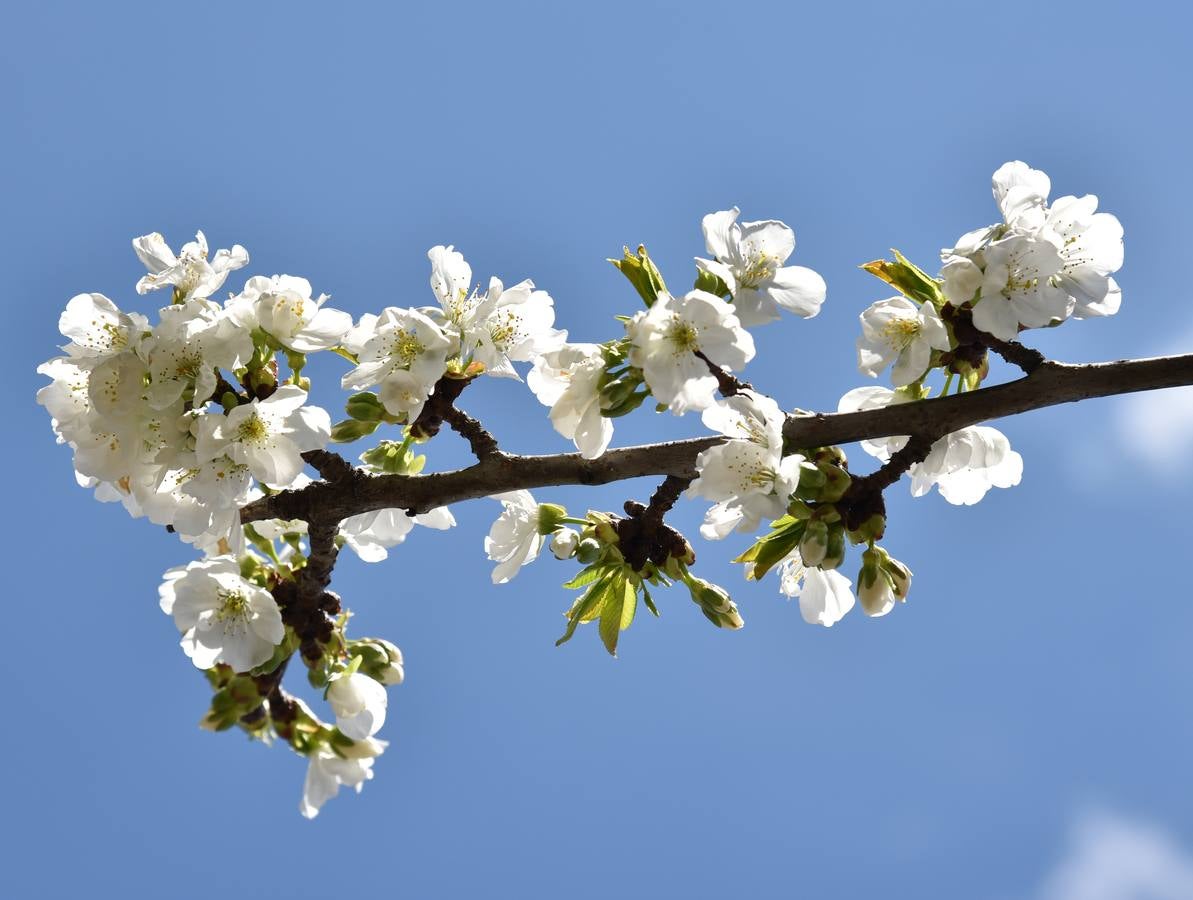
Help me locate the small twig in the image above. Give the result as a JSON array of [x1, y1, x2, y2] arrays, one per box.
[[695, 351, 753, 397], [980, 334, 1047, 374], [443, 406, 501, 460], [409, 374, 475, 439], [302, 449, 356, 483]]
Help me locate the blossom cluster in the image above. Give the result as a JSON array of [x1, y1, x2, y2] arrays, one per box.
[[36, 160, 1125, 817]]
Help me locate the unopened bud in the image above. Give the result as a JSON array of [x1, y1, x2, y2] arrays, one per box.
[[345, 391, 386, 422], [575, 537, 603, 565], [550, 527, 580, 560], [799, 519, 829, 567], [820, 524, 846, 571], [331, 418, 380, 443], [847, 513, 886, 544]]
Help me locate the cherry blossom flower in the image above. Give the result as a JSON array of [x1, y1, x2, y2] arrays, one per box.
[[485, 490, 547, 584], [229, 275, 352, 353], [327, 671, 388, 741], [696, 207, 827, 326], [300, 737, 385, 819], [340, 306, 454, 420], [133, 230, 249, 303], [777, 551, 856, 627], [527, 342, 613, 458], [196, 385, 331, 487], [856, 296, 950, 386], [158, 556, 283, 672], [626, 289, 754, 414]]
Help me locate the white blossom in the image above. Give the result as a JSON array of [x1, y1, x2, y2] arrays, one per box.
[[550, 527, 580, 560], [940, 161, 1124, 340], [485, 490, 546, 584], [856, 296, 950, 386], [340, 307, 454, 420], [228, 275, 353, 353], [133, 230, 249, 303], [158, 556, 283, 672], [626, 289, 754, 415], [58, 293, 149, 362], [696, 207, 827, 326], [909, 425, 1023, 505], [527, 342, 613, 458], [778, 552, 856, 627], [463, 276, 566, 377], [339, 506, 456, 562], [689, 391, 802, 538], [196, 385, 331, 487], [144, 300, 253, 409], [300, 738, 385, 819], [326, 671, 388, 741]]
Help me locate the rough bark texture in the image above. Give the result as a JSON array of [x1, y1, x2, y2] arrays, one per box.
[[242, 352, 1193, 528]]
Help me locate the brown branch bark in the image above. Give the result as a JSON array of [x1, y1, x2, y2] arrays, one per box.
[[242, 352, 1193, 527]]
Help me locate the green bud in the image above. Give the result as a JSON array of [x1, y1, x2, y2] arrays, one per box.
[[330, 418, 380, 444], [820, 524, 846, 571], [602, 389, 650, 419], [575, 538, 603, 565], [345, 391, 386, 422], [817, 462, 852, 503], [847, 513, 886, 544], [881, 552, 913, 601], [609, 244, 668, 307], [536, 503, 568, 536], [799, 518, 829, 567]]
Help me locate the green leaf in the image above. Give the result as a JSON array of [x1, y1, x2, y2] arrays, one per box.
[[556, 571, 617, 647], [641, 583, 660, 617], [562, 565, 604, 590], [598, 572, 628, 656]]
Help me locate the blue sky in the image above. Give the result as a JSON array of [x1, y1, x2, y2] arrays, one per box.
[[5, 2, 1193, 897]]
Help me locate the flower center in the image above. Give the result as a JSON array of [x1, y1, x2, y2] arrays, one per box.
[[236, 412, 269, 446], [392, 329, 426, 364], [666, 317, 700, 354], [738, 251, 777, 289], [881, 316, 922, 351], [215, 589, 251, 635]]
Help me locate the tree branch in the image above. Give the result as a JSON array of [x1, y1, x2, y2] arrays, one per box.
[[243, 352, 1193, 526]]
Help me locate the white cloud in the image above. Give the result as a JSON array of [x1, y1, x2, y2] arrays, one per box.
[[1036, 809, 1193, 900], [1113, 326, 1193, 475], [1116, 386, 1193, 474]]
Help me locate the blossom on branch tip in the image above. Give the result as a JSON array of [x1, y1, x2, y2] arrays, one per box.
[[228, 274, 353, 353], [856, 296, 950, 386], [326, 671, 388, 741], [300, 739, 385, 819], [340, 306, 454, 420], [158, 556, 284, 672], [527, 343, 613, 458], [626, 289, 754, 415], [196, 385, 331, 488], [777, 551, 856, 627], [485, 490, 547, 584], [133, 230, 248, 303], [696, 207, 827, 326], [689, 391, 802, 538]]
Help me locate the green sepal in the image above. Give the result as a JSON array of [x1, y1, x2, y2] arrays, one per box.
[[694, 267, 731, 298], [609, 244, 667, 307], [861, 249, 945, 308]]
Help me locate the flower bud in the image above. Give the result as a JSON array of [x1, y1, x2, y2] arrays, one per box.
[[857, 547, 896, 617], [820, 524, 846, 571], [846, 513, 886, 545], [345, 391, 386, 422], [550, 527, 580, 560], [331, 418, 380, 444], [817, 462, 852, 503], [799, 518, 829, 567], [575, 537, 603, 564]]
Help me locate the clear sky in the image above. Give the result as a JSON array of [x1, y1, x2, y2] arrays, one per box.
[[5, 2, 1193, 898]]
